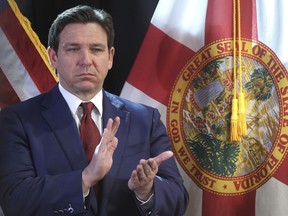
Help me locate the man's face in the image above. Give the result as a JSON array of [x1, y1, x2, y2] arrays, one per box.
[[48, 23, 114, 100]]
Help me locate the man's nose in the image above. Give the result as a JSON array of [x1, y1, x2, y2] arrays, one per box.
[[80, 50, 92, 64]]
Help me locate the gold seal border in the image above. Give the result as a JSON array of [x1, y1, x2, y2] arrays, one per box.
[[167, 38, 288, 195]]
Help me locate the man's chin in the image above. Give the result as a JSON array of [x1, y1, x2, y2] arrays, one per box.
[[78, 84, 100, 94]]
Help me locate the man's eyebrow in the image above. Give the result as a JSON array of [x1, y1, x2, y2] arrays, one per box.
[[62, 42, 80, 47], [90, 43, 106, 48], [62, 43, 106, 48]]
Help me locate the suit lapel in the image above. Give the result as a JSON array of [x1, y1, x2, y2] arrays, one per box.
[[41, 88, 131, 201], [41, 85, 87, 170], [101, 91, 130, 197]]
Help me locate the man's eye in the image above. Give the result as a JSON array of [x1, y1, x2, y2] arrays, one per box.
[[67, 48, 79, 52], [91, 48, 103, 53]]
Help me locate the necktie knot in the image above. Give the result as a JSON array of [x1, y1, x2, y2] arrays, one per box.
[[81, 102, 94, 115]]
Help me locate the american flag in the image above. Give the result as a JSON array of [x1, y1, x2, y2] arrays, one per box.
[[0, 0, 56, 109]]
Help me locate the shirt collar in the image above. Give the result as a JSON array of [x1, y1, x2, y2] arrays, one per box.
[[58, 83, 103, 116]]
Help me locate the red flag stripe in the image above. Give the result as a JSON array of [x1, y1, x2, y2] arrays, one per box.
[[0, 67, 20, 108], [203, 191, 256, 216], [273, 152, 288, 185], [205, 0, 258, 45], [204, 0, 233, 44], [127, 24, 194, 106], [0, 3, 56, 94], [201, 1, 259, 215], [240, 0, 258, 41]]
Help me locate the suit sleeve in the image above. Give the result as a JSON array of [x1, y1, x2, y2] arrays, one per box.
[[0, 108, 88, 216], [148, 108, 189, 216]]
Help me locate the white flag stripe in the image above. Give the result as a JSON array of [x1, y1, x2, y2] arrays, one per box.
[[256, 1, 288, 69], [151, 0, 208, 52], [256, 2, 288, 214], [121, 82, 167, 123], [0, 29, 40, 101], [256, 177, 288, 216], [178, 161, 203, 216]]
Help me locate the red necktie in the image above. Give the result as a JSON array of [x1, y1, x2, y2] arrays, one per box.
[[80, 102, 101, 198], [80, 102, 101, 162]]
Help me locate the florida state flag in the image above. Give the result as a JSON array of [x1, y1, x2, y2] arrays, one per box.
[[121, 0, 288, 215]]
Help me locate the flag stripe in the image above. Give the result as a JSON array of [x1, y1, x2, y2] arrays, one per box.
[[253, 1, 288, 214], [121, 82, 167, 123], [0, 28, 40, 101], [256, 177, 288, 216], [0, 67, 19, 107], [256, 1, 288, 68], [126, 24, 194, 106], [151, 0, 207, 52], [202, 1, 260, 214], [205, 0, 258, 44], [273, 152, 288, 185], [205, 0, 233, 44], [203, 191, 256, 216], [241, 0, 258, 40], [0, 3, 56, 94]]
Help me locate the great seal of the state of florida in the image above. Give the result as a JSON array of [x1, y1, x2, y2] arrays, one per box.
[[167, 38, 288, 195]]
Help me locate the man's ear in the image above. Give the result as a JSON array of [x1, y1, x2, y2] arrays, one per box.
[[108, 47, 115, 70], [47, 47, 57, 69]]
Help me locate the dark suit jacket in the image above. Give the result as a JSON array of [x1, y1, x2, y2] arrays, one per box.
[[0, 85, 188, 216]]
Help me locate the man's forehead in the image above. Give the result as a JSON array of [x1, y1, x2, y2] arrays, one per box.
[[59, 23, 107, 46], [61, 41, 106, 48]]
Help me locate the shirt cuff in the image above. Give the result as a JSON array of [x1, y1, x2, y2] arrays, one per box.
[[83, 188, 90, 197], [135, 193, 154, 206]]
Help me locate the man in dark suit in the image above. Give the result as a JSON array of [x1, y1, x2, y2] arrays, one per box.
[[0, 5, 188, 216]]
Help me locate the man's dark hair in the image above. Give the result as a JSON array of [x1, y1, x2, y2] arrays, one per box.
[[48, 5, 115, 52]]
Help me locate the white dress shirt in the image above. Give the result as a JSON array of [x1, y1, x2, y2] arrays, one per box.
[[58, 84, 103, 135]]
